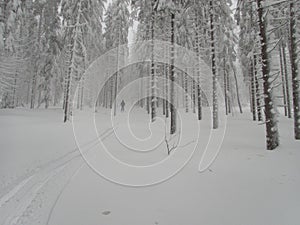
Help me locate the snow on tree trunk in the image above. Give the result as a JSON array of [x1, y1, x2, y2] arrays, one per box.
[[195, 15, 202, 120], [210, 0, 218, 129], [165, 53, 169, 118], [192, 71, 196, 114], [170, 12, 176, 135], [231, 61, 243, 114], [224, 57, 228, 115], [226, 69, 232, 114], [282, 44, 292, 118], [279, 42, 288, 117], [256, 0, 279, 150], [30, 71, 37, 109], [114, 46, 119, 117], [250, 57, 257, 121], [185, 68, 189, 113], [151, 0, 156, 122], [64, 0, 82, 123], [254, 55, 262, 121], [289, 2, 300, 140]]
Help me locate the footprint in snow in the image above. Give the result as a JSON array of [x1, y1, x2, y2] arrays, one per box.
[[102, 211, 111, 216]]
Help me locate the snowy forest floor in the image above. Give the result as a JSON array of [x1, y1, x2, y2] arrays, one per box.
[[0, 108, 300, 225]]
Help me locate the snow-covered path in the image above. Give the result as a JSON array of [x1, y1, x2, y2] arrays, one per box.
[[1, 109, 300, 225], [0, 109, 115, 225]]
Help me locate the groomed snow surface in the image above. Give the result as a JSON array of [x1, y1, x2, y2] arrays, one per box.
[[0, 108, 300, 225]]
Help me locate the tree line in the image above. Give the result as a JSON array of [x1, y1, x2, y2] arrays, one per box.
[[0, 0, 299, 150]]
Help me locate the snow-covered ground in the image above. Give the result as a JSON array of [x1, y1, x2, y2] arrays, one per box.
[[0, 108, 300, 225]]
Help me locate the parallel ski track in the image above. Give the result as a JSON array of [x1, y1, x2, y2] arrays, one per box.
[[0, 126, 116, 225]]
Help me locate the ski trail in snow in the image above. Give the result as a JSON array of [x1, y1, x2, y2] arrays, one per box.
[[3, 164, 68, 225], [0, 126, 115, 210], [0, 175, 34, 208], [0, 126, 116, 225], [46, 163, 85, 225]]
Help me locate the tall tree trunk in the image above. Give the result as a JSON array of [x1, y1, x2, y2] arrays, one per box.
[[64, 62, 72, 123], [210, 0, 218, 129], [80, 80, 84, 110], [254, 55, 262, 121], [227, 69, 232, 114], [257, 0, 279, 150], [192, 71, 196, 113], [151, 0, 156, 122], [231, 62, 243, 113], [114, 28, 121, 117], [139, 66, 145, 108], [64, 0, 82, 123], [195, 15, 202, 120], [197, 82, 202, 119], [224, 57, 228, 115], [12, 72, 17, 108], [250, 58, 256, 121], [165, 57, 169, 118], [110, 77, 113, 109], [147, 63, 151, 115], [113, 72, 118, 116], [282, 44, 292, 118], [30, 71, 37, 109], [170, 12, 176, 134], [279, 42, 288, 116], [185, 68, 189, 113], [289, 1, 300, 139]]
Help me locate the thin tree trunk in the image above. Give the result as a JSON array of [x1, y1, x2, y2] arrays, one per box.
[[282, 44, 292, 118], [151, 0, 156, 122], [113, 72, 118, 116], [192, 70, 196, 114], [110, 77, 113, 109], [170, 12, 176, 134], [185, 68, 189, 113], [227, 70, 231, 114], [250, 58, 256, 121], [30, 71, 37, 109], [114, 30, 121, 116], [231, 62, 243, 113], [165, 58, 169, 118], [224, 57, 228, 115], [12, 72, 17, 108], [279, 42, 288, 116], [80, 81, 84, 110], [210, 0, 218, 129], [254, 55, 262, 121], [195, 15, 202, 120]]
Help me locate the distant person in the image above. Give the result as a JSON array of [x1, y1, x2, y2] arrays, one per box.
[[121, 100, 125, 112]]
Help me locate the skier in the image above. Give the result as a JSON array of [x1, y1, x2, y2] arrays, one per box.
[[121, 100, 125, 112]]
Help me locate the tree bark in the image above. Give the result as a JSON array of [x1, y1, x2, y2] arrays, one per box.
[[210, 0, 218, 129], [231, 61, 243, 113], [289, 2, 300, 139], [254, 55, 262, 121], [279, 42, 288, 116], [170, 12, 176, 134], [257, 0, 279, 150], [250, 58, 256, 121], [282, 44, 292, 118], [224, 57, 228, 115], [151, 0, 156, 122]]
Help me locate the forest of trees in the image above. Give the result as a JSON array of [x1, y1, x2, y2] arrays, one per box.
[[0, 0, 299, 150]]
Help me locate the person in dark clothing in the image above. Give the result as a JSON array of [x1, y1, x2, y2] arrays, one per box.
[[121, 100, 125, 112]]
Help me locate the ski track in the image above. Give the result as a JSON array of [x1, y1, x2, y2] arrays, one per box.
[[4, 164, 68, 225], [0, 126, 116, 225], [0, 175, 34, 208]]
